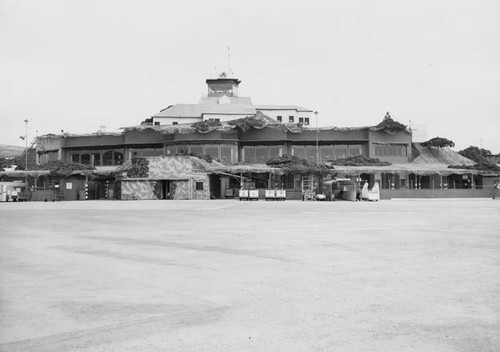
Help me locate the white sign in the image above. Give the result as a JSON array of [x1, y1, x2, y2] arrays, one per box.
[[66, 182, 72, 190]]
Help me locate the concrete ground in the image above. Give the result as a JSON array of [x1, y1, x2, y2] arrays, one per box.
[[0, 199, 499, 352]]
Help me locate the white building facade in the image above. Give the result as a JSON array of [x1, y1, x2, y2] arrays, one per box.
[[150, 74, 314, 126]]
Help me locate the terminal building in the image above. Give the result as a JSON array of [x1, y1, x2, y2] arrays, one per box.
[[20, 75, 498, 201]]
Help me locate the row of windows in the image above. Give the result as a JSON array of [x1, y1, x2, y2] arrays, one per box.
[[131, 148, 164, 157], [154, 121, 179, 126], [70, 150, 124, 166], [242, 146, 282, 163], [165, 144, 236, 163], [276, 116, 310, 124], [373, 144, 407, 157], [292, 145, 363, 162], [66, 143, 404, 166]]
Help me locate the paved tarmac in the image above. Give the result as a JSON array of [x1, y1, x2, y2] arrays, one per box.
[[0, 199, 499, 351]]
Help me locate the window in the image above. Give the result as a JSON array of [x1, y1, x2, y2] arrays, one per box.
[[113, 151, 124, 165], [80, 154, 91, 165], [306, 146, 317, 162], [220, 145, 233, 163], [205, 146, 219, 159], [178, 145, 189, 154], [255, 146, 269, 162], [373, 144, 407, 157], [291, 145, 305, 159], [334, 145, 348, 159], [154, 121, 160, 126], [103, 150, 113, 165], [103, 150, 124, 165], [299, 117, 304, 124], [320, 146, 334, 161], [172, 122, 178, 125], [92, 153, 101, 166], [71, 154, 80, 163], [304, 118, 310, 125], [195, 182, 204, 191], [348, 145, 362, 157], [243, 146, 256, 162], [190, 145, 203, 155], [289, 116, 294, 123], [142, 148, 163, 157], [277, 116, 282, 122], [269, 146, 281, 158]]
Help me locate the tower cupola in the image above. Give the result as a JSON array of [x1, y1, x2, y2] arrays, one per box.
[[206, 72, 241, 97]]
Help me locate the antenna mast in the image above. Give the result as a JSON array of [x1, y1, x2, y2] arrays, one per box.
[[228, 46, 231, 77]]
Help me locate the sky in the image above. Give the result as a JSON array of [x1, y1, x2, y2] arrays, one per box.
[[1, 0, 499, 152]]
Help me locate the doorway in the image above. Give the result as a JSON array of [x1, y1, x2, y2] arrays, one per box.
[[160, 180, 170, 199], [209, 175, 222, 199]]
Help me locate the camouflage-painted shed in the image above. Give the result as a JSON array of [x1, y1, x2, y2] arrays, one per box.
[[115, 156, 211, 200]]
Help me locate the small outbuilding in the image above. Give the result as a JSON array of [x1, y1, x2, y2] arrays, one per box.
[[115, 156, 212, 200]]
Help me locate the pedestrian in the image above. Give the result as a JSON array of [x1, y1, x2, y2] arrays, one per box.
[[492, 179, 499, 200]]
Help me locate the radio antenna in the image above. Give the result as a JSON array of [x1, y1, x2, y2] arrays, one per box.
[[228, 46, 232, 77]]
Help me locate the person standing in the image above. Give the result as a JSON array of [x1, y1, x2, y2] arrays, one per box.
[[492, 178, 500, 200]]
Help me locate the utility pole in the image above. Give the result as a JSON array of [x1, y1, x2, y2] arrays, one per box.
[[24, 119, 29, 185]]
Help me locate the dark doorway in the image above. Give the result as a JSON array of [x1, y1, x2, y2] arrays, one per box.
[[209, 175, 222, 199], [160, 180, 169, 199], [360, 173, 374, 188], [88, 181, 105, 200]]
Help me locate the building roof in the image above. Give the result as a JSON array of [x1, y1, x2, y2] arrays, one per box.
[[412, 144, 475, 166], [255, 105, 313, 112], [330, 164, 490, 176], [153, 96, 256, 118]]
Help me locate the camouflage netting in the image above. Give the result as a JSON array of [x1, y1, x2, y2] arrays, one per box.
[[331, 155, 391, 166], [126, 157, 150, 178], [449, 163, 500, 172], [422, 137, 455, 148], [227, 111, 273, 132], [190, 120, 223, 134], [371, 113, 408, 134], [266, 154, 330, 175], [33, 161, 96, 177]]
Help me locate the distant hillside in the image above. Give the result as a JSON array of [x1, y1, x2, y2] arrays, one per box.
[[0, 144, 26, 158]]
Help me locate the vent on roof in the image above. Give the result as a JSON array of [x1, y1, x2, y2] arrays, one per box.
[[219, 95, 230, 105]]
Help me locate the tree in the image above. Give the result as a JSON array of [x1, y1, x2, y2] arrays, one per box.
[[458, 146, 492, 164], [422, 137, 455, 149]]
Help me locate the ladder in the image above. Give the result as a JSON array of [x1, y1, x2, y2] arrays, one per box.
[[301, 174, 315, 201]]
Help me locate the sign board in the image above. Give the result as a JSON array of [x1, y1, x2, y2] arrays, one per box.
[[66, 182, 73, 190]]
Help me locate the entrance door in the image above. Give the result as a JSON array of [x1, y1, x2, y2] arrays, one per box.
[[160, 180, 169, 199], [209, 175, 222, 199]]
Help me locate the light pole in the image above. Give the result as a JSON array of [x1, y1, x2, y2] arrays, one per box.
[[314, 111, 319, 165], [24, 119, 29, 185]]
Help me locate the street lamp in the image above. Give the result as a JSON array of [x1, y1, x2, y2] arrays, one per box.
[[24, 119, 28, 185], [314, 111, 319, 165]]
